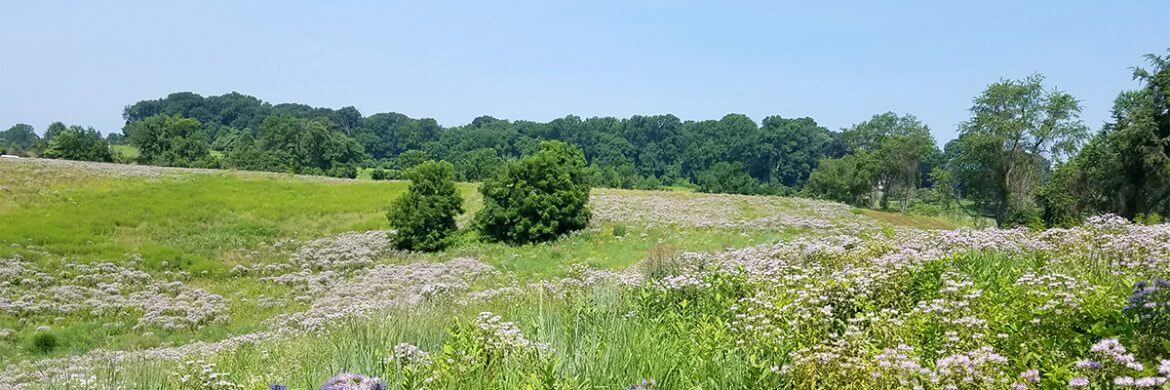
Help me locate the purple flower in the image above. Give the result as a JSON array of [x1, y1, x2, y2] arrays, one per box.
[[321, 373, 385, 390], [1068, 377, 1090, 388], [270, 386, 288, 390]]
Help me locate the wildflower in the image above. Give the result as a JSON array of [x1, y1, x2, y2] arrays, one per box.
[[1160, 360, 1170, 375], [1075, 359, 1101, 369], [1020, 369, 1040, 383], [1114, 376, 1135, 386], [1068, 377, 1090, 388], [270, 386, 288, 390], [627, 378, 657, 390], [320, 373, 385, 390], [1135, 376, 1166, 388]]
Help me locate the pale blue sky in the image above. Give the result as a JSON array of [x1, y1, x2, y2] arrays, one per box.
[[1, 1, 1166, 143]]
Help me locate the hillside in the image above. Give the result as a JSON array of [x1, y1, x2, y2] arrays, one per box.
[[3, 158, 1169, 389]]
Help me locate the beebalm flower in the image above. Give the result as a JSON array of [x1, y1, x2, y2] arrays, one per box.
[[1075, 360, 1101, 369], [270, 386, 288, 390], [1019, 369, 1040, 383], [320, 373, 385, 390], [1160, 360, 1170, 376], [1114, 376, 1135, 386], [390, 342, 430, 365], [1134, 377, 1167, 388], [1068, 377, 1090, 388]]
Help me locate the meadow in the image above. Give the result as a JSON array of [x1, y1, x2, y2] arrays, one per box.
[[2, 158, 1169, 389]]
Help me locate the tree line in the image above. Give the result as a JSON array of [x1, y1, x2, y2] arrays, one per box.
[[3, 49, 1167, 228]]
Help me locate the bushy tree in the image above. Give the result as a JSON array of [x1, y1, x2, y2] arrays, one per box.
[[1, 124, 40, 154], [43, 125, 112, 162], [386, 161, 463, 251], [696, 162, 763, 195], [475, 141, 591, 244], [951, 75, 1088, 226], [803, 154, 876, 206], [393, 150, 431, 171], [454, 147, 504, 181], [126, 114, 211, 167]]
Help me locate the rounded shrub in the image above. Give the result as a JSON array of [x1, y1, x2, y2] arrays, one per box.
[[474, 141, 591, 244], [370, 167, 388, 181], [386, 160, 463, 251], [31, 332, 59, 354]]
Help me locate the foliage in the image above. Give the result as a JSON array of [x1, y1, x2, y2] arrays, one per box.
[[475, 141, 591, 244], [803, 153, 876, 206], [126, 114, 211, 167], [950, 74, 1088, 226], [1, 123, 40, 155], [386, 161, 464, 251], [453, 147, 504, 181], [696, 162, 768, 195], [42, 125, 112, 162]]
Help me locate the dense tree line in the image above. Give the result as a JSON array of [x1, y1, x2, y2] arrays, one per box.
[[6, 48, 1168, 228], [113, 92, 844, 185]]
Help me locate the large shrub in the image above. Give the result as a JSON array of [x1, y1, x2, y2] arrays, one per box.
[[43, 125, 112, 162], [475, 141, 591, 244], [386, 160, 463, 251]]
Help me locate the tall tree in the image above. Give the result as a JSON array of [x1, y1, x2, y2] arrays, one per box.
[[1106, 51, 1170, 219], [126, 115, 211, 167], [952, 75, 1088, 226]]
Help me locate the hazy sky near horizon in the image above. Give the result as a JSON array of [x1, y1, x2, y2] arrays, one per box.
[[1, 1, 1166, 143]]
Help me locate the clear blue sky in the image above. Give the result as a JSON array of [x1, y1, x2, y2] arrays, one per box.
[[1, 1, 1166, 143]]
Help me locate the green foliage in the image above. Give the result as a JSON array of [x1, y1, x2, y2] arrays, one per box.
[[42, 125, 112, 162], [127, 114, 211, 167], [475, 141, 591, 244], [951, 74, 1088, 226], [696, 162, 767, 195], [370, 167, 389, 180], [30, 332, 58, 354], [393, 150, 431, 171], [1, 123, 40, 154], [803, 153, 875, 206], [387, 161, 464, 251], [453, 147, 504, 181]]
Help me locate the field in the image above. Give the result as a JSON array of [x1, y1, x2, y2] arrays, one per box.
[[2, 158, 1169, 389]]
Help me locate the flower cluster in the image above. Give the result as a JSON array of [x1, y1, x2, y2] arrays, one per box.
[[318, 373, 385, 390], [473, 312, 552, 355]]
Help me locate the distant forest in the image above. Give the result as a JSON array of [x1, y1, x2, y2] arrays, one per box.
[[3, 49, 1168, 228]]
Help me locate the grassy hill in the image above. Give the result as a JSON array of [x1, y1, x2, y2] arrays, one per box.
[[0, 159, 858, 376], [5, 158, 1165, 389]]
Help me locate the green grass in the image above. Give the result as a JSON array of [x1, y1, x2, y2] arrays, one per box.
[[110, 144, 140, 160], [0, 159, 796, 368]]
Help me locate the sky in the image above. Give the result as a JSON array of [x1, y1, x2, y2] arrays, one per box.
[[1, 1, 1166, 144]]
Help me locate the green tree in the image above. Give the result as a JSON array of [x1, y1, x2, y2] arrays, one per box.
[[803, 153, 876, 206], [43, 122, 67, 141], [852, 113, 938, 210], [1104, 51, 1170, 219], [951, 75, 1088, 226], [751, 116, 834, 187], [43, 125, 112, 162], [475, 141, 591, 244], [126, 115, 211, 167], [696, 162, 763, 195], [1, 124, 39, 155], [394, 150, 432, 171], [454, 148, 505, 181], [386, 161, 464, 251]]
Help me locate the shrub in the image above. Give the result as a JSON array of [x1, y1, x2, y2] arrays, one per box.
[[370, 167, 388, 180], [31, 332, 59, 354], [386, 161, 463, 251], [474, 141, 591, 244], [695, 162, 765, 195], [42, 125, 112, 162]]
